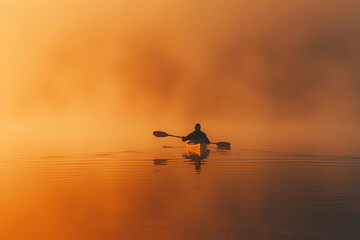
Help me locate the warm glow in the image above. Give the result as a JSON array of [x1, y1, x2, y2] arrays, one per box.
[[1, 0, 360, 155]]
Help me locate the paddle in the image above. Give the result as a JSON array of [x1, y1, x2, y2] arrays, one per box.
[[153, 131, 231, 149], [153, 131, 182, 138], [211, 141, 231, 150]]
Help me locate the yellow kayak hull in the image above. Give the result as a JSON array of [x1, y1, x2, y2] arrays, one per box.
[[186, 142, 208, 155]]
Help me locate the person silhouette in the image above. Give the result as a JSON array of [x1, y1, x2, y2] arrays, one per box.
[[182, 123, 210, 144]]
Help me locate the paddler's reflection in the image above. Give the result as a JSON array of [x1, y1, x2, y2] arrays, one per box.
[[183, 149, 210, 174], [153, 149, 211, 173]]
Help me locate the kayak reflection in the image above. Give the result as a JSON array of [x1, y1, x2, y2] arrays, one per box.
[[152, 149, 210, 174], [183, 149, 210, 174], [153, 143, 231, 173]]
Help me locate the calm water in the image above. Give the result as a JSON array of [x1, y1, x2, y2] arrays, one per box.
[[1, 146, 360, 240]]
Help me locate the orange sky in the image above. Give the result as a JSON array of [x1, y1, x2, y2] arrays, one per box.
[[1, 0, 360, 155]]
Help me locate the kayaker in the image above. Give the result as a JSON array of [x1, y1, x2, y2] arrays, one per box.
[[182, 123, 210, 144]]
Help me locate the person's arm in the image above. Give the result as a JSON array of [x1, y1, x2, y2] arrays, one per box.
[[203, 133, 210, 144], [182, 132, 194, 142]]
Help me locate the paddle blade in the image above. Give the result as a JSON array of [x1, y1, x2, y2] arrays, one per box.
[[153, 131, 169, 137], [216, 142, 231, 150]]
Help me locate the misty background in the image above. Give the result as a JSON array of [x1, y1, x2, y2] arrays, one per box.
[[1, 0, 360, 155]]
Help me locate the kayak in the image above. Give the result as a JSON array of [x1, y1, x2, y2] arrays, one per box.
[[186, 141, 208, 155]]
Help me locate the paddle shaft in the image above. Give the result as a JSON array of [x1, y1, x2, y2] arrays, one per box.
[[168, 134, 183, 138]]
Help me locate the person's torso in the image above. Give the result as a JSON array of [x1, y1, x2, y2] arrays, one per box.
[[188, 131, 207, 143]]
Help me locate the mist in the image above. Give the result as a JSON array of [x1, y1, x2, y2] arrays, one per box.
[[1, 0, 360, 155]]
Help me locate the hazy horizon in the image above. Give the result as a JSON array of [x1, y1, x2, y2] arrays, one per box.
[[1, 0, 360, 155]]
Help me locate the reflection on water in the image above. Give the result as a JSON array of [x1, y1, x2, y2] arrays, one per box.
[[153, 158, 170, 165], [1, 147, 360, 239], [182, 149, 210, 174], [154, 148, 211, 173]]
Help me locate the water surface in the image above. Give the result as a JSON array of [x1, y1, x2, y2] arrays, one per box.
[[1, 147, 360, 240]]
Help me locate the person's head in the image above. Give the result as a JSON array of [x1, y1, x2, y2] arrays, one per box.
[[195, 123, 201, 131]]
